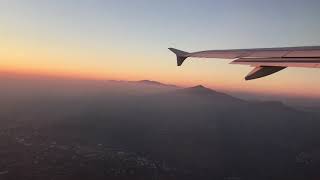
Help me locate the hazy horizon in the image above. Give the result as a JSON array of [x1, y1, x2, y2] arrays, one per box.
[[1, 70, 320, 110]]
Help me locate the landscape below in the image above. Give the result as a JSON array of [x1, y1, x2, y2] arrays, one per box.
[[0, 73, 320, 180]]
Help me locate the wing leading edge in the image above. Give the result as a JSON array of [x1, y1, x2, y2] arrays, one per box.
[[169, 46, 320, 80]]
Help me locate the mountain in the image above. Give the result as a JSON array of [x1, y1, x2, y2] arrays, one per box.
[[134, 80, 178, 87], [180, 85, 216, 93], [141, 85, 247, 112], [108, 79, 178, 88], [174, 85, 244, 102]]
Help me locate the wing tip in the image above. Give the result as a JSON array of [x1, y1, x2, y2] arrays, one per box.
[[168, 48, 190, 66]]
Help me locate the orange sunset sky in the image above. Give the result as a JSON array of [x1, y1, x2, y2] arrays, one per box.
[[1, 1, 320, 98]]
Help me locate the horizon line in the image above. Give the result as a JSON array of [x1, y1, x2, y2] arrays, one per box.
[[1, 68, 320, 100]]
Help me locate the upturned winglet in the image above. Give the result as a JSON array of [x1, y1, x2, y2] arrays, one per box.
[[168, 48, 190, 66]]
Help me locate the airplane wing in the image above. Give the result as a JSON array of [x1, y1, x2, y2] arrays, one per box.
[[169, 46, 320, 80]]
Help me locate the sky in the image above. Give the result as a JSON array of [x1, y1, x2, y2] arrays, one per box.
[[1, 0, 320, 98]]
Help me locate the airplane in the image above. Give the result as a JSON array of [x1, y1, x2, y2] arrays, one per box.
[[169, 46, 320, 80]]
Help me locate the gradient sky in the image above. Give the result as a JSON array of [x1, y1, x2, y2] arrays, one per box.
[[1, 0, 320, 97]]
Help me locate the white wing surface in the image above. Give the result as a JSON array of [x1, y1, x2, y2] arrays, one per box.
[[169, 46, 320, 80]]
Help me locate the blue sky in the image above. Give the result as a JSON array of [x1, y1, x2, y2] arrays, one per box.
[[3, 0, 320, 48]]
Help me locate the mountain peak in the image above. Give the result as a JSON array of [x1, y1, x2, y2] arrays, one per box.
[[171, 85, 245, 104], [192, 85, 205, 88], [185, 85, 217, 94], [136, 80, 163, 85]]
